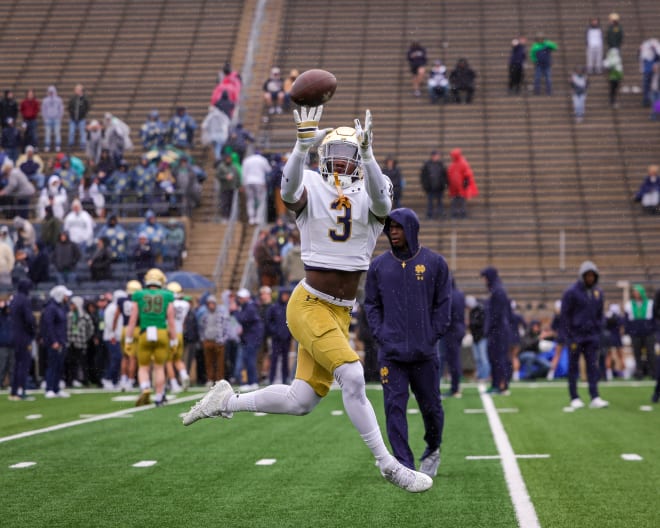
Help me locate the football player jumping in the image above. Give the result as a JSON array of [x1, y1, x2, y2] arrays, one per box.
[[183, 106, 432, 493]]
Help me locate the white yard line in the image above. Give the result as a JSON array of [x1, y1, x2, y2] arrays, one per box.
[[480, 389, 541, 528], [0, 393, 201, 444]]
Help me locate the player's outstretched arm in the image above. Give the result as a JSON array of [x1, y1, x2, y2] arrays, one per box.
[[355, 109, 392, 217]]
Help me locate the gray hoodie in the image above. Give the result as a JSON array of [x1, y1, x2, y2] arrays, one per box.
[[41, 86, 64, 121]]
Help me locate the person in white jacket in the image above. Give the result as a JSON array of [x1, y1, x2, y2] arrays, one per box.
[[201, 105, 230, 161], [63, 198, 95, 252]]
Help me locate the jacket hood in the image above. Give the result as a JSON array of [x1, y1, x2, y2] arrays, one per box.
[[578, 260, 599, 284], [277, 287, 293, 303], [384, 208, 420, 255], [480, 266, 500, 288], [450, 148, 462, 161], [47, 85, 57, 96], [632, 284, 647, 301]]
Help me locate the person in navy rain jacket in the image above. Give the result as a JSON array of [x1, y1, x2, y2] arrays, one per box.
[[364, 207, 451, 478], [231, 288, 264, 390], [8, 278, 36, 400], [41, 284, 72, 398], [560, 261, 609, 409], [480, 266, 511, 394], [265, 288, 292, 385], [439, 277, 466, 398]]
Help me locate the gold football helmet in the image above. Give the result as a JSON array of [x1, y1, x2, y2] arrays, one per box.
[[126, 280, 143, 294], [318, 126, 363, 189], [144, 268, 166, 288], [166, 281, 183, 295]]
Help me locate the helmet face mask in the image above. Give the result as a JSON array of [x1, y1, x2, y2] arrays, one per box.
[[318, 126, 362, 189]]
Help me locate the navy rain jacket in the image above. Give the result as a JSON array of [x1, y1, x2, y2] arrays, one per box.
[[560, 260, 604, 345]]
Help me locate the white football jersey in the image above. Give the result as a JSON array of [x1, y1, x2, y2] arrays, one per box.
[[172, 299, 191, 334], [296, 171, 384, 271]]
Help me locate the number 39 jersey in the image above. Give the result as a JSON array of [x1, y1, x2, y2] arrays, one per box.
[[297, 171, 385, 272], [132, 288, 175, 329]]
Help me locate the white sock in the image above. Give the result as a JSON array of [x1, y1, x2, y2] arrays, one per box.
[[334, 362, 391, 462], [225, 380, 320, 414], [179, 369, 189, 380], [140, 381, 151, 391]]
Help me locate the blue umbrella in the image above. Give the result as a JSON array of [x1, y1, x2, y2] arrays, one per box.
[[166, 271, 215, 290]]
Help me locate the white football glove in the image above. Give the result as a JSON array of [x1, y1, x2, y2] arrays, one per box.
[[293, 105, 331, 152], [354, 109, 373, 161]]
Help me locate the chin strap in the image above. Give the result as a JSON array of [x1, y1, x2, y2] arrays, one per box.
[[332, 172, 351, 208]]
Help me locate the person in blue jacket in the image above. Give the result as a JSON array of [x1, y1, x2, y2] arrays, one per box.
[[439, 277, 466, 398], [8, 278, 36, 400], [265, 287, 292, 385], [480, 266, 511, 394], [364, 207, 451, 478], [40, 284, 72, 398], [231, 288, 264, 391], [560, 261, 609, 409]]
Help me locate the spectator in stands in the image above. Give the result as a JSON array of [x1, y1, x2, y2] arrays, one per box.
[[466, 295, 489, 382], [56, 155, 80, 193], [19, 89, 40, 149], [138, 210, 166, 256], [63, 198, 95, 252], [225, 123, 254, 161], [155, 161, 176, 207], [41, 85, 63, 153], [242, 149, 272, 225], [382, 155, 403, 209], [1, 117, 22, 162], [11, 249, 30, 292], [37, 174, 69, 220], [560, 261, 610, 408], [211, 62, 242, 106], [230, 288, 264, 391], [427, 60, 450, 103], [420, 150, 447, 219], [96, 148, 116, 187], [107, 159, 131, 206], [531, 33, 558, 95], [201, 105, 230, 161], [67, 84, 89, 150], [634, 164, 660, 214], [0, 226, 14, 287], [17, 145, 45, 190], [585, 18, 603, 75], [407, 41, 428, 97], [265, 287, 292, 384], [103, 112, 133, 165], [253, 230, 282, 288], [509, 37, 527, 94], [78, 172, 105, 218], [39, 205, 62, 252], [28, 241, 50, 285], [0, 159, 35, 219], [53, 231, 80, 286], [650, 63, 660, 120], [263, 67, 285, 115], [267, 153, 286, 220], [282, 69, 300, 110], [606, 13, 623, 50], [13, 216, 36, 255], [139, 109, 167, 150], [132, 232, 155, 283], [131, 155, 157, 212], [570, 66, 589, 122], [447, 148, 479, 218], [88, 236, 113, 281], [624, 284, 656, 380], [96, 214, 127, 261], [449, 58, 477, 103], [639, 38, 660, 107], [214, 90, 235, 120], [85, 119, 103, 163], [167, 106, 197, 149], [0, 90, 18, 131], [174, 157, 199, 216], [603, 47, 624, 109], [481, 266, 511, 394]]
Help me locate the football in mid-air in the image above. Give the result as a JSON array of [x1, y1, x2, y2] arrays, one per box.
[[289, 69, 337, 107]]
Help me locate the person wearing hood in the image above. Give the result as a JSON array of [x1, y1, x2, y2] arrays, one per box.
[[40, 205, 62, 252], [16, 145, 45, 190], [13, 215, 36, 251], [447, 148, 478, 219], [559, 261, 609, 409], [140, 109, 166, 150], [63, 198, 95, 252], [480, 266, 511, 394], [201, 104, 230, 161], [36, 174, 68, 220], [65, 295, 94, 388], [624, 284, 655, 380], [0, 159, 35, 219], [41, 85, 63, 153], [265, 287, 292, 385], [28, 241, 50, 285], [88, 236, 113, 281], [382, 155, 404, 209], [101, 289, 125, 389], [8, 279, 36, 400], [41, 284, 73, 398], [364, 207, 451, 478], [53, 230, 81, 286]]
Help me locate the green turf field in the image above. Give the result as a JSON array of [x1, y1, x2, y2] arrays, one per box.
[[1, 381, 658, 528]]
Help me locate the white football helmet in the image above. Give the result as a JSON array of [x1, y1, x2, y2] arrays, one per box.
[[318, 126, 363, 188]]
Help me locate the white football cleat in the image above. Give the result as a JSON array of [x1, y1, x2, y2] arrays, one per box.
[[589, 397, 609, 409], [378, 459, 433, 493], [182, 380, 234, 426], [419, 449, 441, 478], [570, 398, 585, 409]]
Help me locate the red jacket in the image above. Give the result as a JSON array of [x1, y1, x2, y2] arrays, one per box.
[[447, 148, 478, 199], [20, 98, 40, 120]]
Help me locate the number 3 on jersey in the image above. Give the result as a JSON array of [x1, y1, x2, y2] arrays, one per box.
[[329, 199, 352, 242]]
